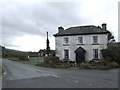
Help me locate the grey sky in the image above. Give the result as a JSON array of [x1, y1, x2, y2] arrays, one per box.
[[118, 1, 120, 42], [0, 0, 119, 51]]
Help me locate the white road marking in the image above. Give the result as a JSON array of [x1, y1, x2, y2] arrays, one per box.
[[89, 83, 92, 86], [52, 75, 60, 77], [75, 80, 79, 82], [98, 85, 101, 88], [3, 72, 6, 75]]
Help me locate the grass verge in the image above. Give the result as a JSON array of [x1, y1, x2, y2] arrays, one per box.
[[6, 57, 43, 66], [29, 57, 43, 61], [0, 66, 2, 76]]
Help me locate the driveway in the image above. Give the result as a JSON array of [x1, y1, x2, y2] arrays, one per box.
[[2, 59, 118, 88]]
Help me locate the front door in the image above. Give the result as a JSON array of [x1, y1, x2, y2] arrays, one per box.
[[75, 47, 85, 63]]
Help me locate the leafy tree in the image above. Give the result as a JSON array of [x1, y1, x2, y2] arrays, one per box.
[[101, 46, 120, 63]]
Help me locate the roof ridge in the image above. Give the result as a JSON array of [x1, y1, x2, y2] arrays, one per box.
[[66, 25, 97, 29]]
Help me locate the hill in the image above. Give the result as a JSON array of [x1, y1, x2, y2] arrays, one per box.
[[1, 46, 38, 58]]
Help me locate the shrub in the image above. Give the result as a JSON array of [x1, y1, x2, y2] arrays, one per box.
[[89, 60, 101, 66], [54, 63, 71, 68], [18, 56, 29, 61], [101, 46, 120, 63], [34, 64, 43, 67], [80, 65, 92, 69], [43, 56, 60, 67], [107, 61, 119, 68], [42, 56, 72, 68], [100, 59, 110, 66], [79, 63, 93, 69], [89, 60, 95, 64]]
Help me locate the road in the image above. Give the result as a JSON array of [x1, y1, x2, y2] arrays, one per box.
[[2, 59, 118, 88]]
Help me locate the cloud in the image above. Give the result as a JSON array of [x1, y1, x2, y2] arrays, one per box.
[[1, 0, 119, 51], [2, 1, 88, 33], [1, 1, 88, 48], [118, 1, 120, 42]]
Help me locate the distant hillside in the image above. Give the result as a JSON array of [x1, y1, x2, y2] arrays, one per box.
[[1, 47, 38, 58]]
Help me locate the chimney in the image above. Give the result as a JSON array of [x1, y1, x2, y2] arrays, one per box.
[[58, 26, 64, 33], [102, 23, 107, 30]]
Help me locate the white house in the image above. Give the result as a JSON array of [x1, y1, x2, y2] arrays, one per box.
[[53, 23, 113, 63]]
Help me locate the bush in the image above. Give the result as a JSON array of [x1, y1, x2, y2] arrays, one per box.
[[89, 60, 101, 66], [42, 56, 72, 68], [79, 64, 91, 69], [34, 64, 43, 67], [89, 60, 95, 64], [107, 61, 119, 68], [100, 59, 110, 66], [43, 56, 60, 67], [79, 61, 116, 70], [101, 46, 120, 63], [79, 62, 93, 69], [18, 56, 29, 61], [54, 63, 71, 68]]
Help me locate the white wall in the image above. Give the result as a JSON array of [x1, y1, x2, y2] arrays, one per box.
[[55, 34, 108, 62]]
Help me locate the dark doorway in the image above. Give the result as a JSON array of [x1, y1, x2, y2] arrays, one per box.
[[75, 47, 85, 63]]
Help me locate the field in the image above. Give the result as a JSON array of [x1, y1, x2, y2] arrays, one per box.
[[7, 57, 43, 66]]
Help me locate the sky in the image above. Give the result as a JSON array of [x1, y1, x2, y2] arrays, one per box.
[[0, 0, 119, 52]]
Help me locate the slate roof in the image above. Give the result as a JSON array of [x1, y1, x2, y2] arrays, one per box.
[[53, 25, 110, 37]]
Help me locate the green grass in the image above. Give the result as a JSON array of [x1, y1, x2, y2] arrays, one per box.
[[7, 58, 18, 61], [29, 57, 43, 61], [34, 64, 43, 67], [2, 48, 38, 58], [0, 66, 2, 76], [7, 57, 43, 66]]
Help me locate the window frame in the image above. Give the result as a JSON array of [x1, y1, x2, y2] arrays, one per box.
[[63, 37, 69, 46], [78, 37, 83, 44], [93, 49, 99, 59], [93, 36, 98, 44], [64, 49, 69, 59]]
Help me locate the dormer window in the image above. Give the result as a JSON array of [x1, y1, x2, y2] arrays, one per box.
[[93, 36, 98, 44]]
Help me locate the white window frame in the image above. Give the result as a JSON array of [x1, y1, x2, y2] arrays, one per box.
[[64, 49, 69, 59], [64, 37, 69, 44], [78, 37, 83, 44], [93, 49, 99, 59], [93, 36, 98, 44]]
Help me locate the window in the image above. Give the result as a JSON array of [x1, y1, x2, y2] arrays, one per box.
[[93, 36, 98, 44], [64, 50, 69, 59], [93, 49, 98, 59], [64, 37, 69, 44], [78, 37, 83, 44]]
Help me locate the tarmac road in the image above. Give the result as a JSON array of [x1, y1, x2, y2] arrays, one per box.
[[2, 59, 118, 88]]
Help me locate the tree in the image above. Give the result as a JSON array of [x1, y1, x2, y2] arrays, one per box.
[[101, 45, 120, 63], [46, 31, 50, 55]]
